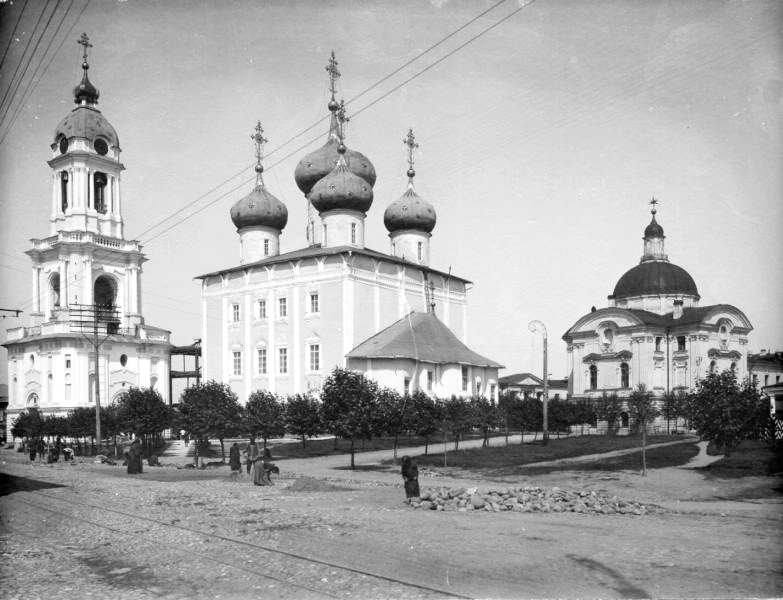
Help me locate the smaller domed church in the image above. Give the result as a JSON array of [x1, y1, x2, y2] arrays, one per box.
[[562, 203, 752, 400]]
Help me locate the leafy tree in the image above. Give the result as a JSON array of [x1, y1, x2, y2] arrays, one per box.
[[245, 390, 286, 449], [116, 387, 171, 457], [375, 387, 407, 463], [572, 399, 597, 435], [627, 384, 660, 475], [519, 397, 543, 442], [547, 397, 572, 438], [470, 395, 497, 447], [662, 391, 688, 434], [11, 408, 43, 441], [409, 390, 440, 455], [595, 392, 623, 435], [177, 381, 243, 463], [442, 395, 471, 451], [497, 391, 521, 445], [285, 393, 322, 449], [687, 370, 770, 455], [320, 367, 379, 468]]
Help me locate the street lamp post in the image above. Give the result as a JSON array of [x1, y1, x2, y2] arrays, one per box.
[[529, 320, 549, 445]]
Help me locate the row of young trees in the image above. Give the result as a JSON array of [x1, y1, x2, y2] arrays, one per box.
[[11, 367, 772, 466]]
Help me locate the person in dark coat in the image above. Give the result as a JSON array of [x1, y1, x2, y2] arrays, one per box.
[[229, 442, 241, 478], [126, 439, 143, 474], [401, 455, 420, 503], [28, 438, 37, 463], [245, 438, 259, 476]]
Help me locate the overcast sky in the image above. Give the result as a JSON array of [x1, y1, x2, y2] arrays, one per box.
[[1, 0, 781, 387]]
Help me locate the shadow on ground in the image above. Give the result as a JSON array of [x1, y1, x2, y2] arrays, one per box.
[[0, 473, 67, 496]]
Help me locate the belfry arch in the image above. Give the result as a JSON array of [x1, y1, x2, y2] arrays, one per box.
[[94, 275, 116, 308]]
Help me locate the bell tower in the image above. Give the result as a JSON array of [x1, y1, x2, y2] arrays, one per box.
[[48, 33, 124, 239], [27, 34, 145, 330]]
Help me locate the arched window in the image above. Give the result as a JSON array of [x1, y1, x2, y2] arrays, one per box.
[[730, 362, 737, 374], [417, 241, 423, 262], [620, 362, 629, 388], [94, 275, 115, 308], [589, 365, 598, 390], [50, 273, 60, 309], [709, 360, 717, 374], [61, 172, 69, 212], [94, 172, 107, 213]]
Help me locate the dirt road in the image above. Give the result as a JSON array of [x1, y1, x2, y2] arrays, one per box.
[[1, 444, 781, 599]]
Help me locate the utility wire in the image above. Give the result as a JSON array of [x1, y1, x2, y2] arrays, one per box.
[[0, 0, 77, 145], [0, 0, 30, 71], [0, 0, 59, 125], [134, 0, 516, 243]]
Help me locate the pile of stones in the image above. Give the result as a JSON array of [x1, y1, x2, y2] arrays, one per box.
[[409, 486, 658, 515]]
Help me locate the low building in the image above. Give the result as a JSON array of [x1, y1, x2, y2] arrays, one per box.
[[498, 373, 568, 401]]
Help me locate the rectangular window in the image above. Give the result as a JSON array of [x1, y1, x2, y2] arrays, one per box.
[[350, 223, 356, 244], [257, 348, 267, 374], [677, 336, 686, 351], [232, 351, 242, 376], [655, 337, 662, 352], [461, 366, 469, 392], [417, 242, 423, 262], [309, 292, 319, 314], [309, 344, 320, 371], [427, 370, 433, 391], [65, 355, 71, 369], [490, 384, 497, 399], [278, 297, 287, 318], [278, 347, 288, 374], [231, 303, 240, 323], [404, 377, 410, 393], [322, 225, 327, 246], [264, 239, 270, 256], [258, 299, 267, 320]]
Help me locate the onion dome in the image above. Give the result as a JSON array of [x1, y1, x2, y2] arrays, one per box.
[[231, 122, 288, 230], [293, 51, 376, 195], [385, 128, 435, 233], [612, 261, 699, 299], [309, 145, 373, 213], [644, 213, 664, 239], [54, 34, 118, 149], [294, 132, 376, 196], [384, 182, 436, 233]]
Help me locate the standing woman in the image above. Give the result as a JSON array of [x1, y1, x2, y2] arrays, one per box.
[[229, 442, 241, 479], [245, 438, 259, 479], [401, 456, 420, 503]]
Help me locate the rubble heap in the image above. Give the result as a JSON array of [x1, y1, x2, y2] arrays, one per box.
[[409, 486, 660, 515]]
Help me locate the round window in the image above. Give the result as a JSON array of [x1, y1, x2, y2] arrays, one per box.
[[59, 137, 68, 154], [94, 138, 108, 155], [120, 354, 128, 367]]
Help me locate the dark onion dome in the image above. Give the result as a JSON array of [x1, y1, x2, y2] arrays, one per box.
[[54, 106, 119, 148], [612, 261, 699, 299], [73, 67, 99, 105], [294, 134, 376, 196], [644, 214, 664, 238], [309, 151, 373, 213], [230, 186, 288, 231], [384, 183, 436, 233]]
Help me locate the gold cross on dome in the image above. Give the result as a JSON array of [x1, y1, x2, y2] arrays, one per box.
[[78, 33, 93, 63], [251, 121, 267, 188], [649, 196, 659, 214], [336, 99, 350, 140], [403, 128, 418, 170]]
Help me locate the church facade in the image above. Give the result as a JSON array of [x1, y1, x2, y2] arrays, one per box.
[[197, 54, 500, 400], [562, 206, 752, 401], [3, 37, 171, 441]]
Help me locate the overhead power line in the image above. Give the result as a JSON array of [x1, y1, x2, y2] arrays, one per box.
[[0, 0, 30, 71], [136, 0, 533, 245]]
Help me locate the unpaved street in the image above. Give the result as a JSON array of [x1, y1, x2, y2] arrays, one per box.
[[1, 445, 781, 599]]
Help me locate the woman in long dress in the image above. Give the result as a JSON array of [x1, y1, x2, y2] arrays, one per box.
[[401, 455, 420, 503], [229, 442, 241, 478]]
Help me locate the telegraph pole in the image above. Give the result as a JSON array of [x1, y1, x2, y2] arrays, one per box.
[[529, 320, 549, 445]]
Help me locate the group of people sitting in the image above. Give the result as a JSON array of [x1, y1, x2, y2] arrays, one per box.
[[229, 439, 279, 485], [26, 437, 73, 464]]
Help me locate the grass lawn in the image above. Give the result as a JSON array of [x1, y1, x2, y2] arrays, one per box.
[[411, 434, 694, 471], [703, 440, 783, 478]]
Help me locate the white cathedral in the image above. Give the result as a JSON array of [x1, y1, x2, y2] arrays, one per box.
[[3, 36, 171, 441], [197, 53, 502, 401], [562, 203, 752, 401]]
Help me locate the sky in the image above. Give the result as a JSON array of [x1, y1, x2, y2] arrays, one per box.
[[0, 0, 781, 388]]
